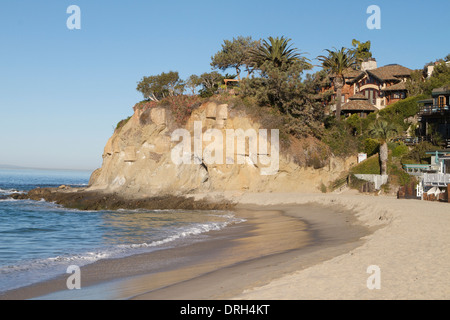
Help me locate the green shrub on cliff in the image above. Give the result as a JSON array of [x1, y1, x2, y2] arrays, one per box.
[[350, 154, 380, 174], [321, 119, 359, 157], [115, 116, 131, 131], [391, 143, 409, 158], [363, 138, 380, 157], [378, 95, 427, 131]]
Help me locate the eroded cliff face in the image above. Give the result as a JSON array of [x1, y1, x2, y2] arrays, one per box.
[[87, 101, 356, 197]]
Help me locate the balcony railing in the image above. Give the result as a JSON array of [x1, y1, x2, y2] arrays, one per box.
[[419, 104, 450, 116], [403, 164, 439, 176], [423, 173, 450, 186]]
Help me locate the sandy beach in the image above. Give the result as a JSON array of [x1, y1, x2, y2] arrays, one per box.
[[225, 191, 450, 300], [1, 190, 449, 300]]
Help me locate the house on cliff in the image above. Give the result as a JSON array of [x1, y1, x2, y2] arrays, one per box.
[[417, 85, 450, 147], [341, 93, 378, 118], [323, 58, 413, 114]]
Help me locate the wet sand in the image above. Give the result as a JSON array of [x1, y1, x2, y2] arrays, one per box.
[[0, 202, 368, 300]]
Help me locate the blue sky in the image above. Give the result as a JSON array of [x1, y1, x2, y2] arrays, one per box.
[[0, 0, 449, 171]]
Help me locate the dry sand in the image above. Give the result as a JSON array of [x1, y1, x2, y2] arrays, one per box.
[[216, 191, 450, 300]]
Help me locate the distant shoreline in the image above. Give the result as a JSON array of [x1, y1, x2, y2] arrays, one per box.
[[0, 165, 94, 172]]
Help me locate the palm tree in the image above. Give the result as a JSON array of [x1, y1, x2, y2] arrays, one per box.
[[317, 47, 356, 120], [251, 36, 310, 70], [368, 120, 399, 175]]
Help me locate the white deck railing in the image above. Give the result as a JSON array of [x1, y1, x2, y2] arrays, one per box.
[[423, 173, 450, 186]]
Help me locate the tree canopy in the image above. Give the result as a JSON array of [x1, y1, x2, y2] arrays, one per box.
[[406, 59, 450, 96], [137, 71, 184, 101], [250, 36, 311, 71], [349, 39, 372, 69], [317, 47, 357, 120], [317, 47, 357, 78], [211, 36, 259, 80], [241, 58, 322, 137], [185, 74, 202, 95]]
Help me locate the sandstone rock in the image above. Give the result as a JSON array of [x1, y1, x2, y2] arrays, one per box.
[[103, 137, 114, 156], [217, 104, 228, 119], [153, 136, 171, 154], [132, 108, 143, 125], [87, 99, 356, 196], [88, 168, 102, 186], [139, 108, 152, 126], [113, 138, 121, 153], [124, 146, 137, 162], [151, 108, 167, 125], [205, 102, 217, 119], [215, 118, 225, 129]]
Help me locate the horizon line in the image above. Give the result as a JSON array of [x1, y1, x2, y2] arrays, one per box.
[[0, 164, 95, 172]]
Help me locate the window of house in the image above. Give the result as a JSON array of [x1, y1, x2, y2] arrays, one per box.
[[438, 96, 446, 107], [369, 89, 374, 104]]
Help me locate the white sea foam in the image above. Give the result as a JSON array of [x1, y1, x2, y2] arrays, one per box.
[[0, 211, 245, 293], [116, 219, 238, 250], [1, 214, 243, 271], [0, 188, 24, 195]]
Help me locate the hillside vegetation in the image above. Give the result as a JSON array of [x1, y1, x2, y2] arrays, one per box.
[[117, 36, 450, 192]]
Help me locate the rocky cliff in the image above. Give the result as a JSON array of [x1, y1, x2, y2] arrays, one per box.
[[87, 100, 356, 197]]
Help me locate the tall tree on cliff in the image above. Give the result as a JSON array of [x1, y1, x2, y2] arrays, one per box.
[[240, 37, 321, 137], [250, 36, 311, 71], [317, 47, 356, 121], [211, 36, 259, 80], [185, 74, 202, 95], [368, 119, 399, 176], [198, 71, 225, 97], [349, 39, 372, 69]]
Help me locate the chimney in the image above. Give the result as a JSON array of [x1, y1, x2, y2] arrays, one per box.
[[427, 65, 434, 78], [361, 58, 377, 71]]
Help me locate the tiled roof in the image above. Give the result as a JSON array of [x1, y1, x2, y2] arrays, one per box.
[[342, 94, 378, 111], [381, 82, 407, 91], [367, 64, 412, 81], [329, 68, 364, 80], [432, 85, 450, 95], [343, 69, 364, 79]]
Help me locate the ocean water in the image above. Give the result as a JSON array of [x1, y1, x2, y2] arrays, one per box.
[[0, 168, 240, 294]]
